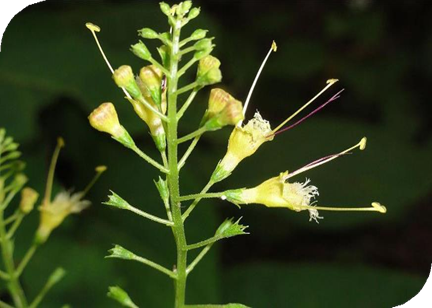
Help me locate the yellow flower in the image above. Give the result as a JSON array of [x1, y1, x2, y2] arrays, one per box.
[[19, 187, 39, 214], [225, 138, 386, 223], [36, 191, 90, 244], [211, 112, 273, 182]]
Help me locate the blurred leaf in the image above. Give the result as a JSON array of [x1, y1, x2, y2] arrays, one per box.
[[223, 263, 427, 308]]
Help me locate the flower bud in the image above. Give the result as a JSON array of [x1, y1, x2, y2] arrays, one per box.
[[203, 89, 244, 130], [193, 47, 213, 60], [104, 191, 130, 210], [159, 2, 171, 16], [197, 55, 222, 86], [88, 103, 135, 148], [139, 28, 158, 39], [188, 7, 200, 20], [19, 187, 39, 214], [131, 41, 152, 61], [176, 1, 192, 16], [194, 38, 213, 51], [159, 32, 171, 45], [107, 286, 138, 308], [190, 29, 207, 40], [139, 65, 163, 108], [211, 112, 273, 182], [113, 65, 142, 99]]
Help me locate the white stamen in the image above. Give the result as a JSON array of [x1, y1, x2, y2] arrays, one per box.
[[239, 41, 277, 126]]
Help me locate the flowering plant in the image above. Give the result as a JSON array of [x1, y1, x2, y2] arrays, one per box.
[[86, 2, 386, 307], [0, 130, 105, 307]]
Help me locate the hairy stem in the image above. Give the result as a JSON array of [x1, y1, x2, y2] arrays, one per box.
[[167, 21, 188, 308]]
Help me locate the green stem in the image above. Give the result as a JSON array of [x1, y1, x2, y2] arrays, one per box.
[[132, 255, 177, 279], [15, 244, 38, 278], [186, 236, 222, 251], [182, 180, 214, 222], [148, 58, 171, 77], [178, 58, 198, 77], [167, 21, 188, 308], [177, 192, 224, 202], [0, 270, 9, 280], [6, 213, 24, 240], [0, 211, 28, 307], [177, 89, 198, 120], [137, 96, 168, 122], [131, 145, 169, 174], [176, 81, 200, 96], [0, 300, 14, 308], [178, 136, 201, 170], [177, 127, 207, 144], [186, 244, 212, 276], [125, 203, 173, 227]]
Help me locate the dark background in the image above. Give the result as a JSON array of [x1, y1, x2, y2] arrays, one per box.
[[1, 0, 431, 307]]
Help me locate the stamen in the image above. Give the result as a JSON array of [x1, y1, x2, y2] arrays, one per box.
[[82, 165, 108, 197], [300, 202, 387, 214], [287, 137, 367, 179], [271, 79, 339, 134], [85, 22, 132, 100], [43, 137, 65, 205], [270, 89, 344, 137], [239, 41, 277, 126]]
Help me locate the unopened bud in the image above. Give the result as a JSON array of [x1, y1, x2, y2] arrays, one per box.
[[193, 47, 213, 60], [204, 89, 244, 130], [190, 29, 207, 41], [131, 41, 152, 61], [188, 7, 200, 20], [176, 1, 192, 16], [107, 286, 138, 308], [139, 65, 163, 108], [19, 187, 39, 214], [113, 65, 142, 99], [197, 55, 222, 86], [88, 103, 135, 148], [194, 38, 213, 51], [139, 28, 159, 39], [160, 2, 171, 16]]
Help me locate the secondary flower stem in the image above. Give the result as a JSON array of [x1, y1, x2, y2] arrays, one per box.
[[15, 244, 38, 278], [130, 145, 169, 174], [132, 255, 177, 279], [178, 136, 201, 170], [177, 192, 224, 202], [177, 89, 198, 120], [186, 244, 212, 275], [186, 235, 222, 250], [177, 127, 207, 144], [182, 180, 215, 222]]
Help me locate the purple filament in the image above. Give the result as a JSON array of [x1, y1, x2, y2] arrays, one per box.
[[271, 88, 345, 137]]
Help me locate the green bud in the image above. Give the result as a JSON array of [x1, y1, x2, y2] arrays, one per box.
[[194, 38, 213, 51], [154, 177, 169, 203], [107, 244, 135, 260], [159, 2, 171, 16], [152, 132, 167, 152], [113, 66, 142, 99], [197, 55, 222, 86], [190, 29, 208, 40], [103, 191, 130, 209], [193, 47, 213, 60], [107, 286, 138, 308], [177, 1, 192, 17], [0, 128, 5, 143], [47, 267, 66, 287], [188, 7, 200, 20], [131, 41, 152, 61], [139, 28, 158, 39], [157, 45, 169, 67]]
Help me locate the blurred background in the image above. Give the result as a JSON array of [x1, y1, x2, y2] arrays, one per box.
[[1, 0, 431, 307]]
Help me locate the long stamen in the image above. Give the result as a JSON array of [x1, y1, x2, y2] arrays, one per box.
[[287, 137, 367, 179], [239, 41, 277, 126], [82, 165, 107, 197], [301, 202, 387, 213], [85, 23, 132, 100], [270, 89, 344, 137], [271, 79, 339, 134], [43, 137, 65, 205]]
